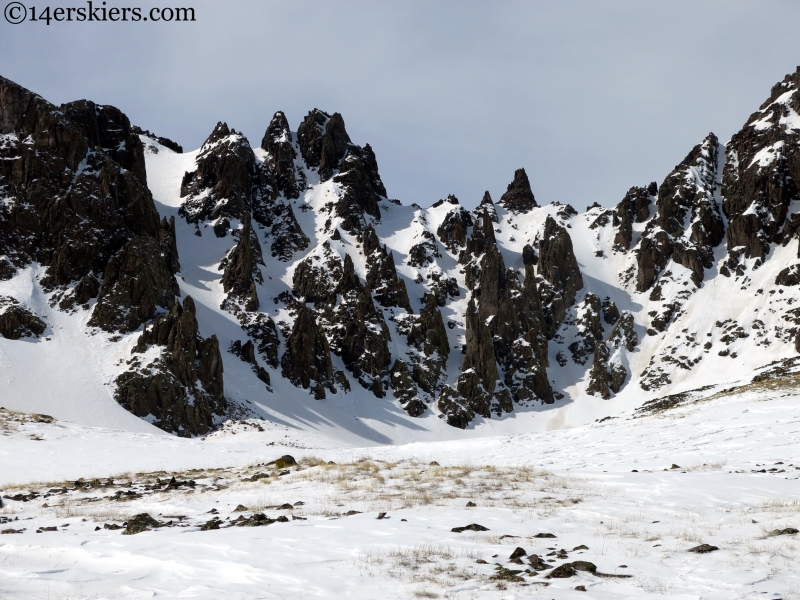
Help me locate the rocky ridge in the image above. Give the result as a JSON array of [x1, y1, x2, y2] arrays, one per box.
[[3, 68, 800, 433]]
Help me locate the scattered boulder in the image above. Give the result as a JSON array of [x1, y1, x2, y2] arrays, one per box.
[[451, 523, 489, 533], [768, 527, 798, 536], [687, 544, 719, 553], [122, 513, 163, 535]]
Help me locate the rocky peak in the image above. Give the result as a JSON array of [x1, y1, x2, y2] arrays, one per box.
[[722, 66, 800, 268], [0, 76, 87, 171], [296, 109, 352, 180], [332, 149, 385, 232], [479, 191, 499, 222], [62, 100, 147, 184], [634, 133, 725, 291], [180, 122, 256, 226], [437, 203, 473, 252], [498, 168, 537, 213], [461, 205, 497, 270], [260, 111, 300, 199]]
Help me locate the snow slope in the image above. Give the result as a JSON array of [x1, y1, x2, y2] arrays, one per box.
[[1, 376, 798, 599]]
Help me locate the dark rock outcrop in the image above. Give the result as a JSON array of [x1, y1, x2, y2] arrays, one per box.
[[260, 111, 301, 199], [613, 184, 655, 250], [62, 100, 147, 184], [406, 293, 450, 394], [436, 200, 473, 252], [180, 122, 255, 226], [500, 265, 552, 403], [362, 226, 412, 312], [329, 255, 392, 397], [498, 168, 537, 213], [333, 146, 386, 232], [0, 296, 46, 339], [230, 339, 271, 386], [88, 235, 179, 333], [297, 110, 351, 181], [281, 305, 336, 400], [722, 67, 800, 266], [538, 216, 584, 336], [390, 358, 426, 416], [634, 133, 724, 291], [131, 125, 183, 153], [115, 296, 226, 436], [0, 76, 173, 307], [583, 301, 636, 398], [220, 216, 263, 313], [478, 191, 499, 223], [776, 264, 800, 286], [292, 243, 343, 307], [438, 298, 498, 428], [408, 230, 441, 267]]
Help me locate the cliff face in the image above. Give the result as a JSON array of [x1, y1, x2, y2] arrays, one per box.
[[4, 68, 800, 434]]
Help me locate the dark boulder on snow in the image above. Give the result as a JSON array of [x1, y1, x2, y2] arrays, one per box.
[[115, 296, 226, 436], [0, 297, 46, 339], [776, 264, 800, 286], [498, 168, 537, 213]]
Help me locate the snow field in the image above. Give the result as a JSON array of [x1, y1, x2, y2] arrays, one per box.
[[2, 382, 799, 599]]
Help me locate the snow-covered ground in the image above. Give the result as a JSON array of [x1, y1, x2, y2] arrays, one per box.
[[2, 378, 799, 599]]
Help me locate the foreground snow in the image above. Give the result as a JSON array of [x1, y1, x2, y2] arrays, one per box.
[[1, 383, 799, 599]]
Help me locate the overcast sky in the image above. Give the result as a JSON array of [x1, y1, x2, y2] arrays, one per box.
[[2, 0, 799, 209]]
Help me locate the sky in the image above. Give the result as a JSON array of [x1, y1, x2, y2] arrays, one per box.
[[1, 0, 799, 209]]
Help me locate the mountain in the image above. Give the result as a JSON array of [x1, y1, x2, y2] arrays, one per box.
[[1, 68, 800, 439]]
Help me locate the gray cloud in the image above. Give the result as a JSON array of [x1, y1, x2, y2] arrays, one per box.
[[2, 0, 799, 208]]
